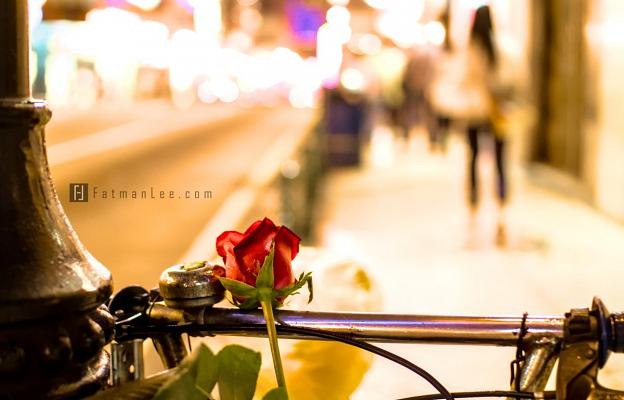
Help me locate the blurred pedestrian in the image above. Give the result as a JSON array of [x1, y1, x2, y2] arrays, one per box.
[[428, 45, 456, 152], [400, 47, 434, 143], [463, 5, 508, 245], [426, 9, 454, 152], [369, 46, 407, 135]]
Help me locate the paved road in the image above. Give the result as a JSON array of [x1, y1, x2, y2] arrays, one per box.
[[48, 102, 315, 290], [46, 100, 173, 144]]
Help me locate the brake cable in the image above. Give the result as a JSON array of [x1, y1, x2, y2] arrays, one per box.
[[118, 322, 454, 400], [397, 390, 556, 400]]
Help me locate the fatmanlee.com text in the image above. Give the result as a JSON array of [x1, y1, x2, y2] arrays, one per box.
[[69, 184, 214, 202]]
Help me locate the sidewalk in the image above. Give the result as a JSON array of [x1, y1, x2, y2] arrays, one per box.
[[314, 129, 624, 398]]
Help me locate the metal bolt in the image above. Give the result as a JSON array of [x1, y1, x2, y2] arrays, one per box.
[[42, 336, 72, 367], [0, 345, 25, 374], [585, 348, 596, 359], [74, 320, 106, 362]]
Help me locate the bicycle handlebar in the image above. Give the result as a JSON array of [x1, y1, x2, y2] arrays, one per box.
[[197, 308, 564, 346], [110, 288, 624, 399]]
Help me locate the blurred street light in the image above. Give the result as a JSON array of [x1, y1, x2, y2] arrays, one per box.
[[327, 0, 349, 6], [126, 0, 161, 11], [424, 20, 446, 46]]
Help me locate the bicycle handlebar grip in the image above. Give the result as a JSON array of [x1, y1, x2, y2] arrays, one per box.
[[609, 312, 624, 353]]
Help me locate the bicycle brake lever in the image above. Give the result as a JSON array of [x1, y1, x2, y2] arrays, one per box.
[[556, 298, 624, 400]]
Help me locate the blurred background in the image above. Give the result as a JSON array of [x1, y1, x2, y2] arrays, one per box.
[[29, 0, 624, 397]]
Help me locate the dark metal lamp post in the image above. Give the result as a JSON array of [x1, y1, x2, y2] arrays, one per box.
[[0, 1, 114, 398]]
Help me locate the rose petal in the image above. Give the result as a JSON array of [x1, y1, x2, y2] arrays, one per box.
[[243, 219, 264, 234], [224, 248, 248, 283], [272, 226, 300, 289], [215, 231, 248, 283], [234, 218, 277, 279], [216, 231, 245, 257], [211, 265, 226, 278]]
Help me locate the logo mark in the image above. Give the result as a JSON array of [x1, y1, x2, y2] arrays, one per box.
[[69, 183, 88, 202]]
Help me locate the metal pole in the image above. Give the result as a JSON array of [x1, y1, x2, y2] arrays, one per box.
[[0, 1, 30, 98], [0, 1, 114, 397]]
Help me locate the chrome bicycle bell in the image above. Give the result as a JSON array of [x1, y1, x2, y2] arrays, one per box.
[[159, 261, 225, 310]]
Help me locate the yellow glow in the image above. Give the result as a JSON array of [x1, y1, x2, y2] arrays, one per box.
[[86, 8, 142, 102], [271, 47, 304, 85], [370, 125, 396, 167], [369, 46, 407, 84], [45, 52, 76, 108], [137, 21, 170, 69], [374, 0, 427, 48], [326, 5, 351, 26], [227, 30, 253, 51], [126, 0, 161, 11], [367, 0, 425, 16], [239, 8, 262, 32], [471, 0, 490, 7], [169, 29, 199, 94], [289, 87, 314, 108], [212, 78, 240, 103], [317, 23, 344, 82], [288, 57, 323, 107], [424, 21, 446, 46], [364, 0, 388, 9], [194, 0, 222, 39], [289, 74, 319, 108], [197, 80, 218, 103], [340, 67, 365, 92], [325, 5, 351, 45], [358, 33, 382, 55], [29, 0, 46, 30], [30, 50, 37, 88]]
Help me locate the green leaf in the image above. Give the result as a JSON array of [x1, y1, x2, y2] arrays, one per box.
[[263, 387, 289, 400], [275, 272, 313, 304], [153, 371, 201, 400], [304, 272, 313, 304], [255, 246, 275, 289], [217, 345, 262, 400], [237, 297, 260, 309], [153, 343, 218, 400], [219, 277, 258, 298], [195, 345, 219, 397]]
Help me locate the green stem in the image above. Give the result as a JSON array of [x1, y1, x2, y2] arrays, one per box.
[[259, 296, 287, 394]]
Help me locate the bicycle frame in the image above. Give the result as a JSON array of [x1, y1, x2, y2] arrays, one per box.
[[107, 285, 624, 400]]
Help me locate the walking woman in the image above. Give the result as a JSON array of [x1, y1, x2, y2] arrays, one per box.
[[464, 5, 508, 244]]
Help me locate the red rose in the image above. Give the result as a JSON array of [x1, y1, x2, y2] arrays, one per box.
[[216, 218, 299, 290]]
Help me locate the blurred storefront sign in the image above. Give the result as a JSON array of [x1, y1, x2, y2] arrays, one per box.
[[43, 0, 97, 19], [285, 0, 324, 46]]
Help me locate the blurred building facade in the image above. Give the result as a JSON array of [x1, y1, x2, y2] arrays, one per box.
[[527, 0, 624, 222], [586, 0, 624, 222]]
